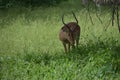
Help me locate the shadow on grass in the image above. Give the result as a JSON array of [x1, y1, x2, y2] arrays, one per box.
[[23, 39, 120, 73], [76, 40, 120, 73]]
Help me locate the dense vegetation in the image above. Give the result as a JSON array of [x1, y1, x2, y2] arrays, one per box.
[[0, 0, 120, 80], [0, 0, 68, 7]]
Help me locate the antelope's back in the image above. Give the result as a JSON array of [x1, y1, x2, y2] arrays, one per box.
[[67, 22, 80, 36]]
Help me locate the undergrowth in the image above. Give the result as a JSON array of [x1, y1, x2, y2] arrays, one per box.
[[0, 0, 120, 80]]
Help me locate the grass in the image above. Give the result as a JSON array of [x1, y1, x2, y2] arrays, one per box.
[[0, 0, 120, 80]]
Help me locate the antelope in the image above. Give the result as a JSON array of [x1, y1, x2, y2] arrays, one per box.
[[59, 12, 80, 53]]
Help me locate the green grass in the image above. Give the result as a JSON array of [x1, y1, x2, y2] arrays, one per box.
[[0, 0, 120, 80]]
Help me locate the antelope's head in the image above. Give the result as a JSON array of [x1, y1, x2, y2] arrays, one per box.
[[62, 11, 78, 47]]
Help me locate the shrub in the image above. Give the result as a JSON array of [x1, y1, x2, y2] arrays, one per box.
[[0, 0, 68, 8]]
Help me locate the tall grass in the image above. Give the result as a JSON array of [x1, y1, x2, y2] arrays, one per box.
[[0, 0, 120, 80]]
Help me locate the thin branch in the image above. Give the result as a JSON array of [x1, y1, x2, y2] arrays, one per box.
[[116, 5, 120, 32], [86, 0, 94, 25], [96, 10, 103, 24], [112, 4, 115, 26], [104, 17, 112, 31], [95, 3, 103, 24]]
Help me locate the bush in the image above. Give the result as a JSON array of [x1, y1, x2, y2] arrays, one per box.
[[0, 0, 68, 8]]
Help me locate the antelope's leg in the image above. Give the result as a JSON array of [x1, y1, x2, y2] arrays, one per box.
[[63, 43, 67, 53], [76, 36, 79, 48], [76, 40, 79, 48], [68, 43, 70, 52], [72, 45, 75, 49]]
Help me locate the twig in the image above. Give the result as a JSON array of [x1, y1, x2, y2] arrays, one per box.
[[86, 0, 94, 25], [112, 4, 115, 26], [95, 9, 103, 24], [104, 17, 112, 31], [116, 5, 120, 33]]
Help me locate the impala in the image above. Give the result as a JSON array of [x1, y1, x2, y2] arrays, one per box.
[[59, 12, 80, 53]]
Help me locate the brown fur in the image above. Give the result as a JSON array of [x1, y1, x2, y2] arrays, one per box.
[[59, 12, 80, 53]]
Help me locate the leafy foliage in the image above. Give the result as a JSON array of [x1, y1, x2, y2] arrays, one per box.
[[0, 0, 68, 8]]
